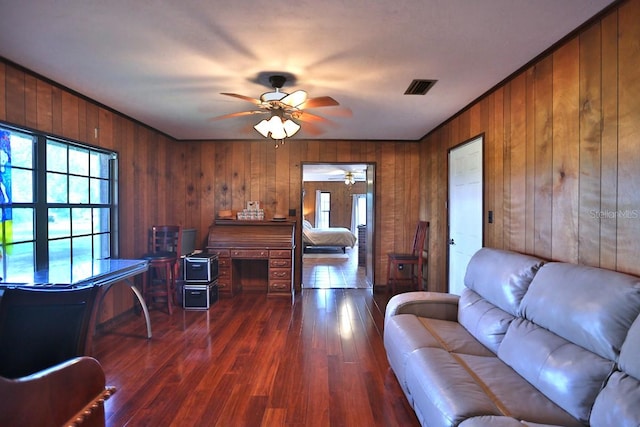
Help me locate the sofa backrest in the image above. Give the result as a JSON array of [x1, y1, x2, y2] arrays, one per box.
[[498, 262, 640, 424], [590, 313, 640, 426], [458, 248, 545, 353]]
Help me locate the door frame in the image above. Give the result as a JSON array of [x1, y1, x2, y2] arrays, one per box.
[[447, 134, 484, 294], [299, 162, 376, 289]]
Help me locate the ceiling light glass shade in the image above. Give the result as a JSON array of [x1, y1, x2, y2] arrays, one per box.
[[254, 116, 301, 140], [283, 119, 301, 137], [260, 91, 287, 102], [253, 119, 272, 138]]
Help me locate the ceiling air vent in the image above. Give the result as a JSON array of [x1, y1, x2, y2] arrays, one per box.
[[404, 79, 437, 95]]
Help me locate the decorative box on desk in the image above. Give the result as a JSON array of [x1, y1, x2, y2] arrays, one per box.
[[184, 253, 219, 283], [183, 281, 218, 310]]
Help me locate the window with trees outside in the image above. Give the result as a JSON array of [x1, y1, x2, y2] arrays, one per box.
[[0, 124, 118, 280]]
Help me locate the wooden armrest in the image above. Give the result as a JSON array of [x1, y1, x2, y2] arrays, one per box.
[[0, 356, 115, 427], [64, 385, 116, 427]]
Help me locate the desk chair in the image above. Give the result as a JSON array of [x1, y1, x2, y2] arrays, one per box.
[[0, 285, 99, 379], [141, 225, 182, 314], [386, 221, 429, 294]]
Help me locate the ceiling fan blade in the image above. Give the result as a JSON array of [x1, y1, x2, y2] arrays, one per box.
[[299, 96, 340, 109], [280, 90, 308, 107], [296, 111, 333, 124], [209, 110, 265, 121], [301, 121, 325, 136], [319, 106, 353, 118], [220, 92, 262, 105]]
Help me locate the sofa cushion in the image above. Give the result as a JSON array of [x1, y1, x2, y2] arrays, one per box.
[[590, 314, 640, 427], [520, 262, 640, 361], [405, 348, 582, 427], [589, 371, 640, 427], [619, 313, 640, 379], [417, 317, 495, 356], [384, 314, 443, 398], [458, 288, 514, 354], [463, 248, 545, 315], [384, 314, 493, 399], [499, 318, 614, 424]]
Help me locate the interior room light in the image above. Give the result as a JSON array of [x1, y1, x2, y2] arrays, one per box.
[[254, 114, 301, 147], [344, 172, 355, 186]]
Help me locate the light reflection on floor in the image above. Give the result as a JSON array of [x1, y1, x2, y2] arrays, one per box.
[[302, 246, 369, 289]]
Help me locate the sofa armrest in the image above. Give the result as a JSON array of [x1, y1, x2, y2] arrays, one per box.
[[385, 291, 459, 328]]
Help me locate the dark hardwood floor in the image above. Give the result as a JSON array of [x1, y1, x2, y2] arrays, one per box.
[[93, 288, 419, 426]]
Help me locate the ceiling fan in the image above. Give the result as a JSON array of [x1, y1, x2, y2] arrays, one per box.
[[210, 74, 350, 138]]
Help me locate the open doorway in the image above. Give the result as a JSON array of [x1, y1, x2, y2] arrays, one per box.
[[301, 163, 375, 289]]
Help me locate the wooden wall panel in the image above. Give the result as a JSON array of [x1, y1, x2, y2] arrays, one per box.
[[420, 0, 640, 291], [551, 39, 580, 264], [0, 63, 5, 121], [507, 73, 527, 253], [616, 0, 640, 274], [36, 80, 53, 132], [599, 11, 619, 271], [578, 22, 603, 267], [532, 57, 553, 259]]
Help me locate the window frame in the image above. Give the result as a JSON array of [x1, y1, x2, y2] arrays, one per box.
[[0, 122, 119, 276]]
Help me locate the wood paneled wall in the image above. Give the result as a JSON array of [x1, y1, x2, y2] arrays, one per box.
[[302, 181, 366, 228], [0, 59, 421, 321], [420, 0, 640, 292], [0, 62, 187, 324], [179, 140, 421, 289]]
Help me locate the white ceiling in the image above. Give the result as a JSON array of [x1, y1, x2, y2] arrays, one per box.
[[0, 0, 614, 141]]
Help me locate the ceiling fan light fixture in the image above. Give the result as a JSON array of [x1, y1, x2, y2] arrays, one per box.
[[253, 119, 271, 138], [283, 119, 301, 137], [268, 116, 287, 140], [260, 91, 287, 102], [344, 172, 355, 186]]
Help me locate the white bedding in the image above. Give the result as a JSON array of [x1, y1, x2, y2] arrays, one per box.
[[302, 225, 357, 248]]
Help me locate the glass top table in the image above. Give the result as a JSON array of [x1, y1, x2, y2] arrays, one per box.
[[0, 258, 152, 338]]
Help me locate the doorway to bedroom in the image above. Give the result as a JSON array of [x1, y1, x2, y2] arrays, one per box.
[[301, 163, 375, 289]]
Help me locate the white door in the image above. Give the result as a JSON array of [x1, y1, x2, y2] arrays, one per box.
[[448, 136, 483, 295]]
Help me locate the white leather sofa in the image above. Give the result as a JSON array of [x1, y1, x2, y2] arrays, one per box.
[[384, 247, 640, 426]]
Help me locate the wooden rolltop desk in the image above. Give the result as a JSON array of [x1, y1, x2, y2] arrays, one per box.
[[206, 221, 295, 296]]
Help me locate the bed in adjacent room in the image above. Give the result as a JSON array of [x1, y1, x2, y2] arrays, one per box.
[[302, 220, 357, 253]]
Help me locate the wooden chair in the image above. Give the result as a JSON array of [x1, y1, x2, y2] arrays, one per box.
[[386, 221, 429, 294], [0, 356, 115, 427], [141, 225, 182, 314], [0, 285, 100, 379]]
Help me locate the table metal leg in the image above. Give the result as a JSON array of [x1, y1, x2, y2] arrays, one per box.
[[128, 283, 152, 338]]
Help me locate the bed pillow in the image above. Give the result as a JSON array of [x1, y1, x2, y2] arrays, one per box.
[[303, 219, 313, 229]]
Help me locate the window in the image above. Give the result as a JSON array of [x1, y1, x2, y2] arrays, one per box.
[[0, 124, 117, 279], [317, 191, 331, 228]]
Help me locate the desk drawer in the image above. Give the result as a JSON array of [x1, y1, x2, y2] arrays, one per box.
[[269, 281, 290, 293], [269, 258, 291, 268], [231, 249, 269, 258], [217, 257, 231, 268], [269, 250, 292, 258], [208, 249, 230, 258], [217, 279, 232, 293], [269, 268, 291, 280], [217, 267, 230, 279]]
